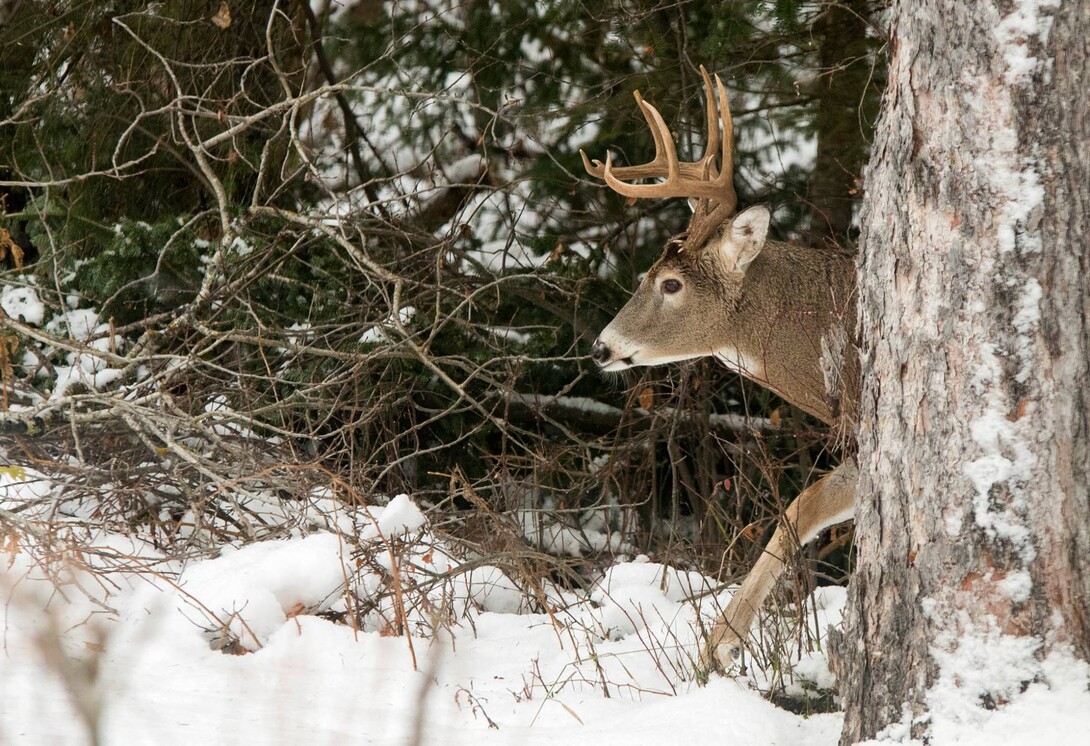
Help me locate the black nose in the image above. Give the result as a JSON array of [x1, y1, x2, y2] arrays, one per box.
[[591, 339, 610, 365]]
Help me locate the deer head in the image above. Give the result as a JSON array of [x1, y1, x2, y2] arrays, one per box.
[[583, 68, 767, 374], [589, 204, 771, 375]]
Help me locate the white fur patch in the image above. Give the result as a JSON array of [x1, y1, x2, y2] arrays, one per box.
[[715, 348, 764, 378]]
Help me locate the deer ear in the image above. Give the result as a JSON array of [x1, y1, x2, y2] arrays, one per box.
[[719, 205, 770, 273]]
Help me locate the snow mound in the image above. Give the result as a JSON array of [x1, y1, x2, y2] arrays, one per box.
[[171, 533, 349, 650], [1, 282, 44, 325]]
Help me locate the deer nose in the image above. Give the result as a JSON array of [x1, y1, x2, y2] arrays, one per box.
[[591, 339, 611, 365]]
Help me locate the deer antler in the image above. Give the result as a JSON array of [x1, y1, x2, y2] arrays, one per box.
[[581, 66, 737, 247]]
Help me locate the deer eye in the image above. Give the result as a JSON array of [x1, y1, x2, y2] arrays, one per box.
[[661, 278, 682, 294]]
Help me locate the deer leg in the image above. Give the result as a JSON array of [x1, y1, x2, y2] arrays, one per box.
[[704, 458, 857, 668]]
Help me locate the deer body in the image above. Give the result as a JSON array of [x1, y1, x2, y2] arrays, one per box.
[[584, 69, 860, 666]]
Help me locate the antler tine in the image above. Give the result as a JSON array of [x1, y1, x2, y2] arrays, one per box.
[[695, 66, 721, 180], [599, 100, 681, 198], [677, 68, 738, 251], [689, 66, 737, 212], [603, 98, 741, 200], [581, 90, 676, 181], [581, 94, 718, 184], [714, 72, 735, 208]]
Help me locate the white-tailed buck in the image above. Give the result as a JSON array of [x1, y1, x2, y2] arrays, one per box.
[[583, 68, 859, 667]]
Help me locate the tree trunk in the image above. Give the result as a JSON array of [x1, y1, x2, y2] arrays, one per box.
[[837, 2, 1090, 742]]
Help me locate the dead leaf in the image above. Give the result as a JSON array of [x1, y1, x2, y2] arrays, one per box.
[[0, 229, 24, 269], [740, 521, 763, 542], [211, 1, 232, 29], [769, 407, 782, 428], [638, 386, 654, 410], [285, 602, 307, 618], [0, 466, 26, 480], [3, 532, 19, 565]]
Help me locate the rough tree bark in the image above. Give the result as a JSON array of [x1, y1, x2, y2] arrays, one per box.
[[836, 1, 1089, 742]]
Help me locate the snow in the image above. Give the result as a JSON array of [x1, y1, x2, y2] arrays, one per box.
[[509, 392, 772, 432], [36, 305, 128, 399], [49, 363, 124, 400], [0, 470, 848, 745], [1, 281, 44, 325], [865, 610, 1090, 746], [996, 569, 1033, 603], [372, 492, 427, 537], [790, 649, 838, 693], [956, 11, 1051, 558], [168, 534, 349, 650], [46, 307, 101, 341], [229, 235, 254, 257], [359, 305, 416, 344], [486, 325, 533, 345], [1012, 278, 1043, 382], [962, 405, 1036, 557], [993, 0, 1061, 85]]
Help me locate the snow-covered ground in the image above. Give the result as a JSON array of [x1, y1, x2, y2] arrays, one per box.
[[0, 465, 847, 745]]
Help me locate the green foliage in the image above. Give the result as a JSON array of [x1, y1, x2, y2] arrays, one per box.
[[71, 217, 201, 322], [770, 0, 807, 33]]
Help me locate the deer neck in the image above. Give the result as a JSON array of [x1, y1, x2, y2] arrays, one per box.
[[718, 241, 857, 429]]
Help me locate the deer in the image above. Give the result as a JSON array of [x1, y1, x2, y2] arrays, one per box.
[[582, 68, 860, 668]]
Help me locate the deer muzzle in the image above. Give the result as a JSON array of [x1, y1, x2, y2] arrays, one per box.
[[591, 333, 637, 371]]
